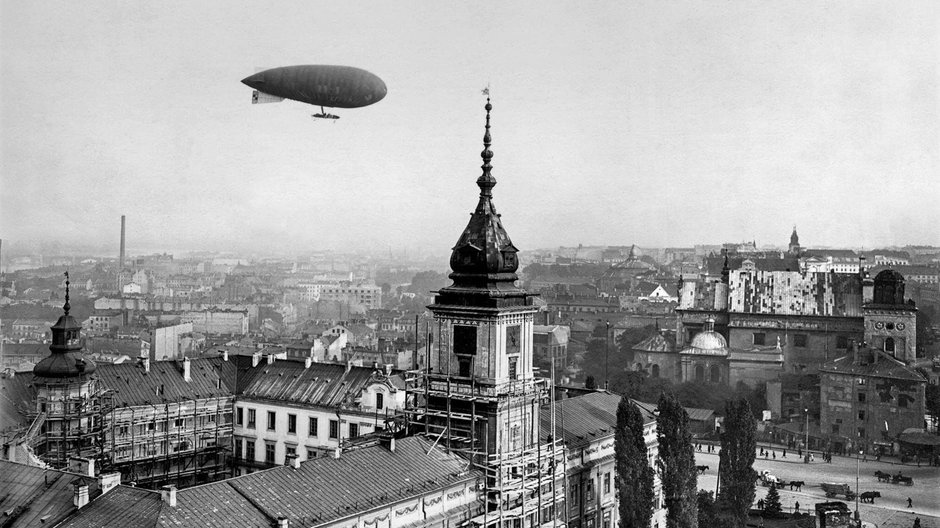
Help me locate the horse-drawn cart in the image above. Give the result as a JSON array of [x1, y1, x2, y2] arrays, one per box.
[[820, 483, 856, 500]]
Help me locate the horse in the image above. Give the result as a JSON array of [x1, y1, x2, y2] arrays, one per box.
[[874, 471, 891, 482], [788, 481, 804, 491], [860, 491, 881, 503], [696, 465, 709, 474]]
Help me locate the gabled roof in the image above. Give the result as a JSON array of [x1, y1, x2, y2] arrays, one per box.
[[0, 460, 101, 528], [632, 332, 675, 353], [57, 486, 162, 528], [819, 348, 926, 382], [92, 358, 233, 407], [540, 391, 656, 449], [236, 359, 403, 406]]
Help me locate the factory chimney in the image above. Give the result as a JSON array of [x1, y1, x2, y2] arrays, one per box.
[[119, 215, 126, 269]]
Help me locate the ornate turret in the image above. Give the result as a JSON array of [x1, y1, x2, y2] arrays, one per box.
[[437, 97, 529, 308], [788, 226, 801, 255], [33, 272, 96, 379]]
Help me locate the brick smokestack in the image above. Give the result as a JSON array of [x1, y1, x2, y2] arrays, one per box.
[[119, 215, 126, 268]]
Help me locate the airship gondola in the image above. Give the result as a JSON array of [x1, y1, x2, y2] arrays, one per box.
[[241, 65, 387, 119]]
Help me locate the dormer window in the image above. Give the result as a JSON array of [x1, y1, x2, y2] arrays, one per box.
[[375, 392, 384, 410]]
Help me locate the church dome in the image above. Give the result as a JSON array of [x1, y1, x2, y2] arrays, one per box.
[[689, 331, 728, 351], [33, 275, 97, 379]]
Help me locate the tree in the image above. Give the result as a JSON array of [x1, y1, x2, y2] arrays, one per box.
[[718, 398, 757, 527], [762, 484, 782, 518], [616, 397, 654, 528], [657, 392, 698, 528], [696, 491, 718, 527]]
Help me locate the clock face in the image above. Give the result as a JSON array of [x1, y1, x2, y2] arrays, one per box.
[[506, 325, 521, 355]]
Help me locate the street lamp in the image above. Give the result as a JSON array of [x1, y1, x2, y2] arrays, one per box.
[[605, 321, 610, 390], [804, 408, 809, 454], [855, 450, 862, 527]]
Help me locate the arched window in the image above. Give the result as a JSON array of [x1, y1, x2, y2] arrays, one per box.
[[651, 364, 660, 378], [884, 337, 895, 354], [695, 364, 705, 381], [710, 364, 721, 384]]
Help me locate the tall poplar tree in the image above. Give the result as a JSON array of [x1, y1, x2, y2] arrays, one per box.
[[616, 397, 654, 528], [718, 398, 757, 527], [656, 392, 698, 528]]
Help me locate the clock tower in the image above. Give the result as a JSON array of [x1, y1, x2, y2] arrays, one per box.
[[407, 97, 563, 528]]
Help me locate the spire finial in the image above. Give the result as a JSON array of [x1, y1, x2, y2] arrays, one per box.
[[63, 271, 71, 315], [477, 88, 495, 197]]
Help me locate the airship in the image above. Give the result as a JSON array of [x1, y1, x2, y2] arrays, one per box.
[[242, 65, 387, 120]]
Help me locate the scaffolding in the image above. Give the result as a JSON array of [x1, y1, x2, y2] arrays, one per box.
[[401, 369, 567, 528], [30, 378, 106, 468]]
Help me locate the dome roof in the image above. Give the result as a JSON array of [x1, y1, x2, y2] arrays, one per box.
[[690, 331, 728, 351], [33, 275, 97, 379]]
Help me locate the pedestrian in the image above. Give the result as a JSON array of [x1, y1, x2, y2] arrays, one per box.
[[782, 449, 786, 458], [907, 497, 913, 508], [913, 517, 921, 528], [772, 451, 776, 460], [757, 498, 764, 510], [794, 501, 800, 514], [760, 447, 764, 456]]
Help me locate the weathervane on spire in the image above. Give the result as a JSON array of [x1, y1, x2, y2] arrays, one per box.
[[63, 271, 71, 315]]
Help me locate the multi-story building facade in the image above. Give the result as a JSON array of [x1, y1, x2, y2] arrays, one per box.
[[818, 344, 926, 455], [231, 359, 406, 471]]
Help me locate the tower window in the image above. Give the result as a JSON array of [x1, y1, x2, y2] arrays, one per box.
[[454, 326, 477, 356], [457, 356, 472, 377], [884, 337, 895, 354], [508, 357, 518, 380], [753, 333, 766, 346]]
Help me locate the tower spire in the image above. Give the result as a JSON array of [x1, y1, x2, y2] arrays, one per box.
[[63, 271, 71, 315], [477, 95, 495, 197]]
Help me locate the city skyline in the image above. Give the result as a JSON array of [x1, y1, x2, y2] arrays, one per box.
[[2, 1, 938, 255]]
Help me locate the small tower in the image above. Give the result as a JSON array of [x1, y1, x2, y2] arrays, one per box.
[[407, 96, 563, 527], [863, 269, 917, 362], [788, 226, 801, 256], [32, 272, 103, 468]]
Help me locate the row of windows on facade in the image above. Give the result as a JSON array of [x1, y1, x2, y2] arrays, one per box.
[[234, 436, 365, 464], [234, 403, 382, 436]]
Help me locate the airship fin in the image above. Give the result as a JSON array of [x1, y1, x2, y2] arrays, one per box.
[[251, 90, 285, 104]]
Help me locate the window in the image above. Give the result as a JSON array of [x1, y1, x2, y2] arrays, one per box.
[[267, 411, 276, 431], [508, 357, 518, 380], [265, 443, 276, 464], [454, 325, 478, 355], [458, 356, 472, 377], [329, 420, 339, 439], [236, 407, 243, 425], [651, 364, 660, 378], [307, 448, 317, 459], [695, 364, 705, 381], [585, 480, 594, 501], [349, 423, 359, 439], [376, 392, 384, 410], [831, 424, 840, 434], [836, 335, 849, 349], [857, 427, 866, 438], [603, 472, 611, 494], [285, 445, 296, 457], [899, 397, 908, 408], [288, 414, 297, 434], [857, 392, 866, 403], [309, 417, 318, 437], [247, 409, 256, 429], [709, 365, 721, 384], [794, 334, 807, 348], [884, 337, 895, 354], [753, 333, 766, 346], [857, 410, 865, 420], [246, 440, 255, 460]]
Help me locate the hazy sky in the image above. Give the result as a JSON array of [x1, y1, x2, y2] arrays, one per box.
[[2, 1, 937, 257]]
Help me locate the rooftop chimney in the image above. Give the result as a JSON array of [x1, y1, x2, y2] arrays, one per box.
[[73, 480, 90, 509], [119, 215, 126, 269], [68, 456, 95, 477], [161, 485, 177, 507], [346, 360, 352, 374], [182, 357, 191, 382], [304, 357, 312, 369], [221, 350, 229, 362], [384, 364, 393, 376], [334, 446, 342, 459], [99, 472, 121, 494], [277, 517, 289, 528], [267, 354, 275, 365], [141, 356, 151, 374], [252, 351, 262, 367]]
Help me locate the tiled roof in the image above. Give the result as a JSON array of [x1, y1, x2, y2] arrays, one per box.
[[819, 348, 925, 382], [93, 358, 233, 408], [57, 486, 162, 528], [236, 359, 402, 406], [0, 373, 35, 435], [0, 460, 100, 528], [632, 332, 675, 353], [541, 391, 656, 449]]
